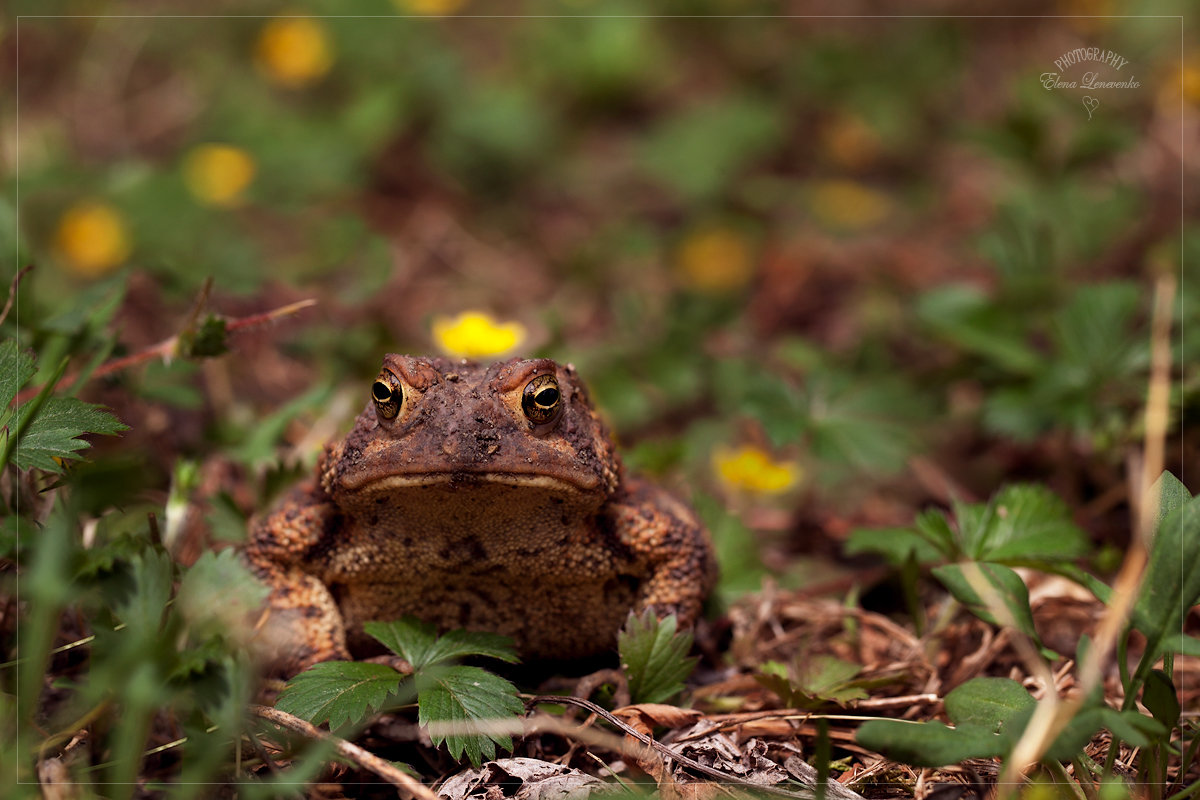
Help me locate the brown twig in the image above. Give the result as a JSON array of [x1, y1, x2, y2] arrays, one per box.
[[251, 704, 438, 800], [0, 265, 34, 327], [38, 699, 113, 760], [12, 298, 316, 405], [853, 693, 942, 712], [225, 298, 319, 335], [1075, 274, 1175, 697]]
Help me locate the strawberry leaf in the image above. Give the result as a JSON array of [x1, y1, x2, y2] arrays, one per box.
[[364, 618, 517, 670], [618, 610, 697, 704], [361, 618, 523, 764], [0, 339, 35, 408], [12, 396, 129, 471], [416, 665, 523, 766], [276, 661, 408, 731], [1, 339, 128, 473], [933, 561, 1057, 659]]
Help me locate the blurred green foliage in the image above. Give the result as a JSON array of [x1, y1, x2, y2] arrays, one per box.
[[855, 475, 1199, 779]]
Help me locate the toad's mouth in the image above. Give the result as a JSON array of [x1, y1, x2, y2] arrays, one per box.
[[347, 471, 593, 496]]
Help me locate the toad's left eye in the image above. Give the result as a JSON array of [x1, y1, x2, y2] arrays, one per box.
[[522, 374, 562, 424]]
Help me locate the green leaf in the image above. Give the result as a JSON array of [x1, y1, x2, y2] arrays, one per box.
[[1098, 707, 1165, 746], [916, 285, 1041, 374], [230, 384, 332, 467], [640, 95, 783, 202], [933, 562, 1055, 657], [695, 495, 768, 604], [363, 618, 518, 671], [944, 677, 1035, 734], [177, 314, 229, 359], [10, 396, 129, 472], [1045, 706, 1163, 761], [176, 549, 269, 638], [1150, 471, 1190, 531], [757, 655, 868, 710], [802, 370, 925, 476], [1044, 563, 1113, 604], [1044, 707, 1108, 761], [982, 388, 1051, 441], [0, 339, 35, 408], [355, 619, 523, 764], [111, 550, 176, 639], [1052, 281, 1143, 380], [856, 719, 1007, 767], [433, 82, 555, 195], [951, 485, 1087, 563], [754, 662, 796, 706], [712, 362, 804, 447], [1141, 670, 1180, 732], [1, 352, 68, 471], [18, 505, 77, 722], [618, 610, 698, 705], [970, 485, 1090, 563], [845, 526, 945, 566], [1, 338, 128, 473], [275, 661, 407, 731], [912, 509, 958, 559], [796, 656, 866, 703], [1133, 494, 1200, 667], [1160, 632, 1200, 656], [416, 664, 523, 766]]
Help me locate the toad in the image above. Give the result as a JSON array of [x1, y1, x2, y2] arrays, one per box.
[[244, 355, 716, 674]]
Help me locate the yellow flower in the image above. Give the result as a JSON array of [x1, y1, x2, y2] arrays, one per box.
[[254, 16, 333, 88], [808, 179, 892, 231], [1158, 58, 1200, 110], [820, 112, 880, 170], [183, 144, 256, 208], [393, 0, 467, 13], [54, 201, 131, 278], [674, 226, 755, 293], [432, 311, 526, 359], [1184, 61, 1200, 105], [713, 445, 801, 495]]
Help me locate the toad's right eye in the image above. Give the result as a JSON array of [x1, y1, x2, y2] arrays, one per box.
[[372, 375, 403, 420]]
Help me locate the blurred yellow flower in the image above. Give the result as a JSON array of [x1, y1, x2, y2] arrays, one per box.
[[713, 445, 801, 495], [183, 144, 256, 208], [432, 311, 526, 359], [393, 0, 468, 13], [808, 180, 892, 231], [820, 112, 880, 170], [675, 226, 755, 293], [1158, 59, 1200, 110], [1184, 62, 1200, 105], [54, 201, 131, 278], [254, 16, 333, 88]]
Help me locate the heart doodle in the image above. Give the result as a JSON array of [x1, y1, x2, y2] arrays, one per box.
[[1082, 96, 1100, 120]]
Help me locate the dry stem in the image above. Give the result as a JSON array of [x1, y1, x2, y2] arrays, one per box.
[[251, 704, 439, 800]]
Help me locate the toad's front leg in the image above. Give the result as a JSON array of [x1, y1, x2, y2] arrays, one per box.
[[242, 481, 350, 676], [604, 478, 718, 626]]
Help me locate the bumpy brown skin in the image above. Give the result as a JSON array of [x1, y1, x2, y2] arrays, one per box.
[[244, 355, 716, 675]]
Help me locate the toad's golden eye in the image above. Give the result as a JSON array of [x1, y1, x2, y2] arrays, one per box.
[[522, 374, 562, 424], [371, 373, 403, 420]]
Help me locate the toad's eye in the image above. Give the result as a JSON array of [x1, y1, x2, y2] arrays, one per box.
[[522, 374, 562, 425], [371, 373, 403, 420]]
